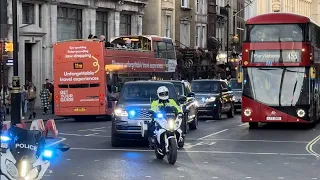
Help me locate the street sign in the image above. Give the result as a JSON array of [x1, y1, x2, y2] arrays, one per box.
[[6, 58, 13, 66]]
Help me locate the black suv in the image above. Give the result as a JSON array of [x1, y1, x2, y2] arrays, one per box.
[[191, 79, 235, 120], [228, 78, 242, 111], [111, 81, 186, 147], [161, 80, 198, 133]]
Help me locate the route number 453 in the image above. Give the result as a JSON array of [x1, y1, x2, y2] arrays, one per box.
[[287, 52, 298, 60]]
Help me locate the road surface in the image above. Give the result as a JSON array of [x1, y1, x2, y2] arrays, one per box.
[[44, 114, 320, 180]]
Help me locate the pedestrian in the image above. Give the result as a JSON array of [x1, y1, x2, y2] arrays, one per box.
[[45, 79, 54, 114], [21, 85, 28, 119], [88, 34, 93, 39], [40, 84, 50, 115], [0, 100, 5, 130], [27, 81, 37, 119]]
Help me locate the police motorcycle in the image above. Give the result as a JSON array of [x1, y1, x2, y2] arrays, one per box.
[[0, 126, 70, 180], [141, 106, 188, 165]]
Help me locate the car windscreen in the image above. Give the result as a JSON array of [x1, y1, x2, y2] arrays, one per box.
[[229, 79, 242, 90], [118, 83, 177, 103], [170, 82, 184, 96], [191, 81, 220, 93]]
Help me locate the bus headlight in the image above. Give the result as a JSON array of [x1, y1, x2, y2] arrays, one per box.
[[297, 109, 305, 117], [244, 108, 252, 117]]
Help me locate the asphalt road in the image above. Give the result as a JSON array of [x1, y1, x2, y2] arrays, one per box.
[[43, 114, 320, 180]]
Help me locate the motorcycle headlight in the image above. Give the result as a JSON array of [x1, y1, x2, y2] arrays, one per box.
[[205, 97, 216, 102], [24, 166, 41, 180], [167, 119, 176, 131], [20, 160, 29, 177], [5, 160, 18, 179], [114, 108, 128, 116]]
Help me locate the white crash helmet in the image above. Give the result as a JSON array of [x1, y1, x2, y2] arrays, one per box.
[[157, 86, 169, 100]]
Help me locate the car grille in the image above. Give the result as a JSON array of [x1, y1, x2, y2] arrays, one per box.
[[134, 110, 151, 120]]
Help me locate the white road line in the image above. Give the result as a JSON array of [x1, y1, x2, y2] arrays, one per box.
[[238, 123, 247, 127], [69, 147, 313, 156], [79, 127, 106, 131], [185, 138, 308, 143], [197, 129, 229, 140], [59, 133, 111, 138], [85, 133, 100, 136], [46, 138, 67, 148]]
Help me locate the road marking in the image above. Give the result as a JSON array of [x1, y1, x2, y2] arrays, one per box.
[[84, 133, 100, 136], [205, 120, 216, 123], [197, 129, 229, 140], [305, 134, 320, 159], [46, 138, 67, 148], [79, 127, 106, 131], [59, 133, 111, 138], [186, 138, 308, 143], [238, 123, 247, 127], [69, 147, 313, 156]]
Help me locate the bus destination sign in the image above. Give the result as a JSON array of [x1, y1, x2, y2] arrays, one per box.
[[250, 50, 301, 63], [74, 62, 83, 69]]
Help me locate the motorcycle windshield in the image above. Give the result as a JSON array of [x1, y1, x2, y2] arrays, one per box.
[[159, 106, 177, 119], [7, 127, 42, 161]]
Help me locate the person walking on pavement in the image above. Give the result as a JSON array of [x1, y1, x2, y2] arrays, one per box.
[[40, 84, 50, 115], [45, 79, 54, 114], [0, 100, 5, 131], [27, 81, 37, 119], [21, 85, 28, 119]]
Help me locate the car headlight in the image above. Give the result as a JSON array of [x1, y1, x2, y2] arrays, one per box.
[[167, 119, 176, 131], [205, 97, 216, 102], [24, 166, 41, 180], [114, 108, 128, 116], [5, 160, 18, 179], [297, 109, 305, 117]]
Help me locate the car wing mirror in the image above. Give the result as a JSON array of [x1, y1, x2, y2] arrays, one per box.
[[57, 143, 70, 152]]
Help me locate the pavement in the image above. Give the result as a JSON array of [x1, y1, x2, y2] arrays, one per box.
[[40, 114, 320, 180], [4, 108, 68, 122]]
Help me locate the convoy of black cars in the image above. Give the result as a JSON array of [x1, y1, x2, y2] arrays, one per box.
[[111, 79, 241, 147]]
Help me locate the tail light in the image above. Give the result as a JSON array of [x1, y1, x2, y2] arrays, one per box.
[[55, 95, 60, 106], [99, 94, 104, 106]]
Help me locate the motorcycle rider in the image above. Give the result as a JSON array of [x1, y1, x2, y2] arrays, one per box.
[[148, 86, 182, 148]]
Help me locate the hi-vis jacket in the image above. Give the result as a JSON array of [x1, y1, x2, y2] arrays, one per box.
[[150, 99, 182, 113]]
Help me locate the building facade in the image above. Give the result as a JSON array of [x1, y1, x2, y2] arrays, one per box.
[[174, 0, 208, 48], [142, 0, 175, 39], [6, 0, 147, 107]]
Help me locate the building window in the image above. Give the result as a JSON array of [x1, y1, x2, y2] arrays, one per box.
[[180, 23, 190, 47], [196, 0, 200, 13], [57, 7, 82, 41], [196, 25, 206, 47], [96, 11, 108, 37], [181, 0, 189, 8], [39, 4, 42, 28], [120, 14, 131, 35], [196, 26, 200, 46], [165, 15, 171, 38], [22, 3, 35, 24]]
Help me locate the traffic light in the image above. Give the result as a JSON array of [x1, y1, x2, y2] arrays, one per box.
[[4, 42, 13, 52]]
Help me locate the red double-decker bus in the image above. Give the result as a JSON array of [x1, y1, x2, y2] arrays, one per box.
[[53, 35, 177, 121], [239, 13, 320, 128]]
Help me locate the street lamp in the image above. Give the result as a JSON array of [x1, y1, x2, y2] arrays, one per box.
[[11, 0, 21, 125], [225, 2, 231, 64]]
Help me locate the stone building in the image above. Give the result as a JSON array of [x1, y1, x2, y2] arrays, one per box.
[[142, 0, 175, 40], [6, 0, 147, 107]]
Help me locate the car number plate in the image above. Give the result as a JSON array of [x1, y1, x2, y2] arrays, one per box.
[[266, 116, 281, 120], [1, 143, 8, 148], [74, 108, 86, 112]]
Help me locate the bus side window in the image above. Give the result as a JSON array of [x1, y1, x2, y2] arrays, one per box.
[[153, 41, 159, 57], [157, 41, 167, 58], [166, 42, 175, 59]]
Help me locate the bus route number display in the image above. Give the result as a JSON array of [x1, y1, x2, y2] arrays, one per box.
[[74, 62, 83, 69]]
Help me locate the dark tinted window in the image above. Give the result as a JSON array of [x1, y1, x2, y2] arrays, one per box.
[[191, 81, 221, 93], [119, 83, 177, 103], [171, 82, 185, 96], [229, 79, 242, 90]]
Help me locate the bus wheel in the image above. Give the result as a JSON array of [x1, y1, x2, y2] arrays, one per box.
[[249, 122, 258, 129]]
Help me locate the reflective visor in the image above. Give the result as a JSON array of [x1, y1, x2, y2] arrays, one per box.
[[159, 92, 169, 96]]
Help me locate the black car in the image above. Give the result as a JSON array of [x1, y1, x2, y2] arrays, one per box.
[[111, 81, 186, 147], [161, 80, 199, 133], [228, 78, 242, 111], [191, 79, 235, 120]]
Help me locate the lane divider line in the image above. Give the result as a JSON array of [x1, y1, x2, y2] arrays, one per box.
[[197, 129, 229, 140], [305, 134, 320, 159], [46, 138, 67, 148]]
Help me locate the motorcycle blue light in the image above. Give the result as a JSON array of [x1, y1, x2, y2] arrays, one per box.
[[157, 113, 163, 118], [201, 97, 205, 102], [0, 135, 10, 142], [43, 150, 53, 158]]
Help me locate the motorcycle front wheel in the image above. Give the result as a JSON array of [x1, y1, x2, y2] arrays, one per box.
[[155, 148, 165, 159], [167, 138, 178, 165]]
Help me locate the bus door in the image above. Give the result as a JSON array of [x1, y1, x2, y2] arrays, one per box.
[[106, 72, 119, 115]]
